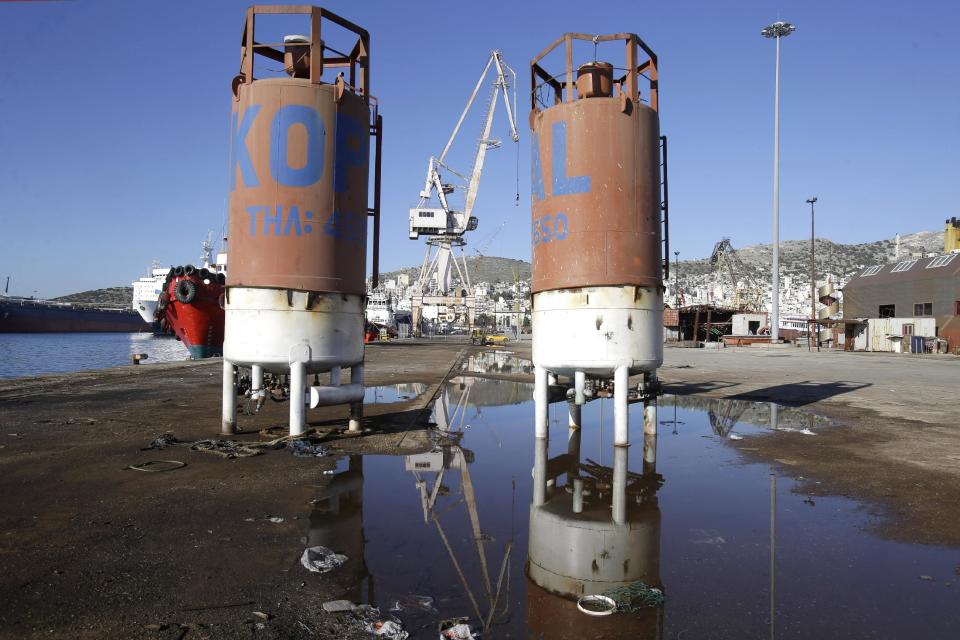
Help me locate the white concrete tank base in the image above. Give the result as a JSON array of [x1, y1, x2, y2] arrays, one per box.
[[532, 286, 663, 376]]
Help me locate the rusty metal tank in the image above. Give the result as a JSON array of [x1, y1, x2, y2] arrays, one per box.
[[529, 34, 667, 376], [223, 6, 381, 375]]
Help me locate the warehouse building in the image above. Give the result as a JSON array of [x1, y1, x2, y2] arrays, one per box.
[[841, 218, 960, 353]]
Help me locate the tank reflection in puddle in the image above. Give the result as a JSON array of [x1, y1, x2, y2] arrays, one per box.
[[527, 424, 663, 637], [306, 456, 372, 602]]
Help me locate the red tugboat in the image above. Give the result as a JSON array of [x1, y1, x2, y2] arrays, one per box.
[[156, 265, 225, 359]]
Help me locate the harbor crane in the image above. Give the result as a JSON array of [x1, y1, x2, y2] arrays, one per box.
[[710, 238, 763, 311], [410, 51, 520, 335]]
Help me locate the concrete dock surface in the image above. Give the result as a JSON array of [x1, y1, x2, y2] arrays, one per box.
[[0, 340, 957, 638]]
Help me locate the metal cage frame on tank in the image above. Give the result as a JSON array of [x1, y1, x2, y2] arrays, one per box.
[[528, 33, 669, 527], [221, 5, 383, 437]]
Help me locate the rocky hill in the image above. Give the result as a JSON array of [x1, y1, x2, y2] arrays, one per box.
[[53, 287, 132, 308], [377, 255, 531, 286], [674, 230, 945, 293]]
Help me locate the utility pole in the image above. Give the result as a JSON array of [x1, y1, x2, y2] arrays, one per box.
[[762, 20, 796, 342], [807, 197, 818, 351]]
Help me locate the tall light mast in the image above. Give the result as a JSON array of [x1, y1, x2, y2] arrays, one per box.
[[409, 51, 520, 335]]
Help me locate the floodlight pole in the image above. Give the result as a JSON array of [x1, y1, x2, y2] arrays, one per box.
[[807, 196, 818, 351], [762, 21, 795, 342]]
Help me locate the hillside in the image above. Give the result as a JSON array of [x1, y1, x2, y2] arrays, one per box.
[[53, 287, 132, 307], [674, 230, 945, 292], [378, 255, 531, 286]]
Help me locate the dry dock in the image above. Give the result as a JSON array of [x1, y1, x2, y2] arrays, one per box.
[[0, 341, 958, 638]]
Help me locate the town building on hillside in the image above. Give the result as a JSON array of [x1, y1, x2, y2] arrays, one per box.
[[841, 218, 960, 353]]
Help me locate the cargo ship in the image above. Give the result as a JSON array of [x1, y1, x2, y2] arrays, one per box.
[[0, 296, 150, 333]]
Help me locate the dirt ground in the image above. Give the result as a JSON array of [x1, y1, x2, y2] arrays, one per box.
[[0, 339, 957, 638], [0, 341, 468, 640]]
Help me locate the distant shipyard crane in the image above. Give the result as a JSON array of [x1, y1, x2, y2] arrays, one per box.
[[409, 51, 520, 334], [710, 238, 763, 311]]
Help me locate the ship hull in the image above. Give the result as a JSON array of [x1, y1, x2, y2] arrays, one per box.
[[0, 299, 150, 333], [159, 270, 225, 359]]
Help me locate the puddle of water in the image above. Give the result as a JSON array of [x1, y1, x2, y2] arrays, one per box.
[[460, 349, 533, 376], [305, 378, 960, 639], [363, 383, 427, 404]]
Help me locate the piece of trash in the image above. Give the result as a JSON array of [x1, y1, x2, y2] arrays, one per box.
[[799, 428, 817, 436], [690, 528, 726, 545], [322, 470, 335, 475], [268, 517, 285, 524], [439, 618, 476, 639], [142, 433, 182, 451], [575, 594, 617, 617], [322, 599, 357, 613], [389, 595, 436, 613], [920, 575, 935, 581], [300, 546, 348, 573], [144, 623, 169, 631], [366, 620, 409, 639], [728, 433, 743, 441], [252, 611, 272, 620], [290, 439, 329, 457], [127, 460, 186, 473]]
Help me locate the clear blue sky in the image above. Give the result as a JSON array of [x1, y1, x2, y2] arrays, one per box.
[[1, 0, 957, 297]]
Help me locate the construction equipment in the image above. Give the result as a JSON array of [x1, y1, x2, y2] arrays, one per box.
[[709, 238, 763, 311], [410, 51, 520, 335]]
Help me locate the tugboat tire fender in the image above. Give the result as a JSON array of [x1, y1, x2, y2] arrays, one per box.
[[174, 279, 197, 304]]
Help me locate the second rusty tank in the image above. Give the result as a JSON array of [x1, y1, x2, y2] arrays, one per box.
[[529, 33, 667, 377]]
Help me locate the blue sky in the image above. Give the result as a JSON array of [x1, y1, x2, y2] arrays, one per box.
[[1, 0, 957, 297]]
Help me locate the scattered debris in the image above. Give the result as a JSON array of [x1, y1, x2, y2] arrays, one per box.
[[322, 599, 357, 613], [389, 594, 436, 614], [602, 581, 665, 611], [575, 595, 617, 617], [290, 439, 329, 457], [300, 546, 348, 573], [728, 433, 743, 441], [127, 460, 186, 473], [144, 623, 169, 631], [141, 433, 182, 451], [268, 517, 285, 524], [920, 575, 935, 581], [439, 618, 478, 638], [366, 619, 409, 639], [252, 611, 272, 620]]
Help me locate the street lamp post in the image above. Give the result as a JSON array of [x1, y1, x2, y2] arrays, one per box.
[[806, 196, 818, 350], [762, 20, 796, 342], [674, 250, 680, 307]]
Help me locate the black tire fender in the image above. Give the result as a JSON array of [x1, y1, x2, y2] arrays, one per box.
[[174, 279, 197, 304]]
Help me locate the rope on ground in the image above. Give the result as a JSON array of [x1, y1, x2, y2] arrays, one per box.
[[600, 581, 665, 612], [141, 429, 326, 460]]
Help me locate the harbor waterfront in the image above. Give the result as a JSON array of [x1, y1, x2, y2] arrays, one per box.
[[1, 342, 959, 638], [0, 333, 189, 379]]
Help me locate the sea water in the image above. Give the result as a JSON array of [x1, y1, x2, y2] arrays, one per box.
[[0, 333, 190, 379]]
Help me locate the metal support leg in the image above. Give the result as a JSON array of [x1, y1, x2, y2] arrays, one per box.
[[574, 370, 586, 405], [612, 443, 628, 525], [533, 434, 547, 507], [221, 359, 236, 435], [614, 365, 629, 447], [289, 361, 306, 437], [535, 365, 548, 440], [348, 363, 364, 432]]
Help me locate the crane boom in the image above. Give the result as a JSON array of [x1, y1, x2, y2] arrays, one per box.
[[409, 50, 519, 241]]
